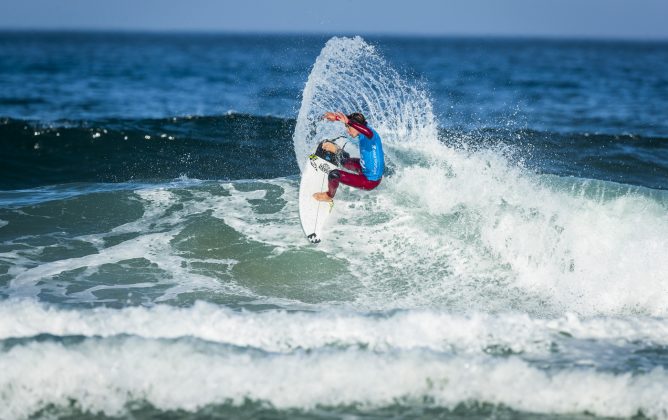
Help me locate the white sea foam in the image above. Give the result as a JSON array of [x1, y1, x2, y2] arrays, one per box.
[[338, 141, 668, 315], [1, 300, 667, 359], [0, 335, 666, 419]]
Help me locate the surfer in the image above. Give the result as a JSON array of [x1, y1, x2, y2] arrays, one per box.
[[313, 112, 384, 202]]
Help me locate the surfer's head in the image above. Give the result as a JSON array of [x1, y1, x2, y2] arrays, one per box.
[[346, 113, 366, 126], [345, 112, 366, 137]]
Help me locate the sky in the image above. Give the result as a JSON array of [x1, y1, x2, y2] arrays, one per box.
[[1, 0, 667, 40]]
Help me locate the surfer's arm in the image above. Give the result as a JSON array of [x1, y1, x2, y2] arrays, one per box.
[[346, 121, 373, 138], [328, 112, 374, 138]]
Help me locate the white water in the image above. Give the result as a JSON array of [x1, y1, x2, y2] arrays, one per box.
[[3, 338, 667, 419], [3, 300, 668, 356], [1, 301, 668, 419]]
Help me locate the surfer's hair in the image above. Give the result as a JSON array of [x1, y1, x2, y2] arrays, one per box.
[[346, 112, 367, 126]]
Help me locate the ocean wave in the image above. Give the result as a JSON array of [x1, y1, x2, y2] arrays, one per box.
[[1, 164, 667, 315], [443, 128, 668, 190], [1, 114, 667, 191], [1, 331, 666, 419], [2, 300, 667, 358], [0, 114, 298, 190]]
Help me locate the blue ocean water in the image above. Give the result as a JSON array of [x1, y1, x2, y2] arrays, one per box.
[[1, 31, 668, 419]]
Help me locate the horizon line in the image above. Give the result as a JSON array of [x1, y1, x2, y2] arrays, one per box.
[[1, 27, 667, 43]]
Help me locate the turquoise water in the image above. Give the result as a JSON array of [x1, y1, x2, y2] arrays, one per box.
[[0, 33, 667, 419]]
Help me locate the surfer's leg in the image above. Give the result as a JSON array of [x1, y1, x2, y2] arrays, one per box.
[[347, 175, 381, 191], [342, 158, 362, 174], [328, 170, 381, 198], [327, 170, 342, 198]]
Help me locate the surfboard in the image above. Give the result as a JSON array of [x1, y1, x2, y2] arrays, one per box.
[[298, 139, 344, 244]]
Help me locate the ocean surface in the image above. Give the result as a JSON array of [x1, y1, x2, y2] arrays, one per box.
[[1, 31, 667, 419]]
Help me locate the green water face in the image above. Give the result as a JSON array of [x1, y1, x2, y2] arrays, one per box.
[[0, 181, 360, 309]]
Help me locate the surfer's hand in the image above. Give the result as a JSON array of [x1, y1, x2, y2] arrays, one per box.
[[322, 142, 338, 153], [335, 112, 349, 124], [323, 112, 338, 121]]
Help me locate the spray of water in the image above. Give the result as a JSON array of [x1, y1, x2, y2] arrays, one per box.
[[293, 36, 437, 170]]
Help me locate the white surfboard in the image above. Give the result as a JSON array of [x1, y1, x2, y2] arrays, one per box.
[[298, 140, 342, 244]]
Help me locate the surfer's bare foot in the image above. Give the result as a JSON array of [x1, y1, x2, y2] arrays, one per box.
[[313, 192, 333, 202]]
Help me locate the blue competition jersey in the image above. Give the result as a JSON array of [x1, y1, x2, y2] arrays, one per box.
[[356, 127, 384, 181]]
